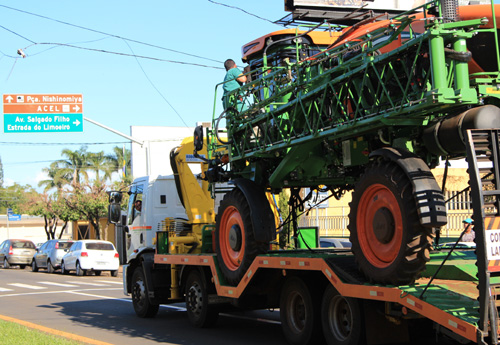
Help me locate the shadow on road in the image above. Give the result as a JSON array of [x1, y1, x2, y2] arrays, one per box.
[[42, 299, 286, 344]]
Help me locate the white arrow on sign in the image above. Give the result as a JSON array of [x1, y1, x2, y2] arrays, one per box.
[[73, 119, 81, 126], [73, 105, 80, 112], [5, 95, 13, 103]]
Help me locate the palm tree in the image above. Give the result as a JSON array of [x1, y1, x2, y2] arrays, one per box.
[[106, 146, 131, 180], [87, 151, 114, 182], [38, 161, 72, 192], [56, 147, 90, 186]]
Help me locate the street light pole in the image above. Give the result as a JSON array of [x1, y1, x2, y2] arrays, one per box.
[[83, 116, 150, 177]]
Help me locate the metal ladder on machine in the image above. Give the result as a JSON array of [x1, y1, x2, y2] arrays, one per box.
[[466, 129, 500, 345]]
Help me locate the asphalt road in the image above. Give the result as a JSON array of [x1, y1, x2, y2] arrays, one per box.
[[0, 267, 285, 345], [0, 267, 464, 345]]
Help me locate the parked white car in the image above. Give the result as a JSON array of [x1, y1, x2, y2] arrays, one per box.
[[61, 240, 119, 277]]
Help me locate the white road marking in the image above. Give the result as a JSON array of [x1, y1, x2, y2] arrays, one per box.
[[0, 287, 13, 292], [65, 281, 108, 286], [0, 287, 280, 325], [67, 291, 133, 303], [0, 287, 121, 298], [39, 281, 78, 287], [96, 280, 122, 285], [8, 283, 47, 290]]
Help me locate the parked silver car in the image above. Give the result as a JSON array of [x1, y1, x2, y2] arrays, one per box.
[[0, 239, 37, 269], [32, 239, 74, 273]]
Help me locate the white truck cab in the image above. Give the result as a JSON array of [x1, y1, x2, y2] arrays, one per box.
[[125, 175, 187, 260]]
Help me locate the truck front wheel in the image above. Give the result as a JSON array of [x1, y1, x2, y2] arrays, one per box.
[[131, 267, 159, 318]]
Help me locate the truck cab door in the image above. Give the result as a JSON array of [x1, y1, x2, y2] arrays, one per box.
[[126, 180, 146, 258]]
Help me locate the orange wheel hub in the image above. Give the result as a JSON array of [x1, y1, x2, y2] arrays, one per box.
[[357, 183, 403, 268], [219, 206, 245, 272]]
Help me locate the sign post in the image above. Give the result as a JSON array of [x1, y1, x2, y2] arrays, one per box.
[[3, 94, 83, 133]]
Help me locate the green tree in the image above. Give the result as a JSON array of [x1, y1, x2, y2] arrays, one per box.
[[38, 161, 72, 192], [56, 147, 90, 186], [106, 146, 132, 183], [65, 181, 109, 239], [278, 190, 291, 249], [0, 183, 33, 215], [18, 192, 79, 240], [87, 151, 114, 182]]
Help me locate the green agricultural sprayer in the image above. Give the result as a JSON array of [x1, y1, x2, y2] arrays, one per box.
[[195, 0, 500, 286]]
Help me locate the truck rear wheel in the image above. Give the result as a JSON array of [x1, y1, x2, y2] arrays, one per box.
[[185, 269, 219, 327], [349, 159, 432, 285], [131, 267, 159, 318], [280, 276, 323, 345], [322, 285, 364, 345], [215, 188, 268, 286]]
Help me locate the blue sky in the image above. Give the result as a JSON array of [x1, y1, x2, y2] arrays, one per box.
[[0, 0, 285, 188], [1, 1, 500, 189]]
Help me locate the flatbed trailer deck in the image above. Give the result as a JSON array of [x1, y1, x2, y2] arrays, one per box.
[[155, 249, 481, 343]]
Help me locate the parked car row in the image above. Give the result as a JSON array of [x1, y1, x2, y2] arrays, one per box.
[[0, 239, 119, 276]]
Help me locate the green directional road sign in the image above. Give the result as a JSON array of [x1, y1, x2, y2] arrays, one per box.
[[3, 94, 84, 133], [3, 113, 83, 133]]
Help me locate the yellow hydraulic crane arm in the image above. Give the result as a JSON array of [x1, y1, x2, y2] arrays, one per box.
[[171, 136, 215, 226]]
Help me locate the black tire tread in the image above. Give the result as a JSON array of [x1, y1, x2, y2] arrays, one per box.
[[321, 285, 365, 345], [131, 267, 159, 318], [215, 188, 268, 286], [185, 270, 219, 328], [280, 276, 323, 345], [348, 157, 433, 285]]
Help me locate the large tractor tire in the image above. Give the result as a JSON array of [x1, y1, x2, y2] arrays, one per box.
[[348, 158, 433, 285], [215, 187, 269, 286]]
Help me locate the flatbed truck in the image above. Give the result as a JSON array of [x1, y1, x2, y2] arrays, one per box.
[[107, 0, 500, 343], [109, 129, 500, 345]]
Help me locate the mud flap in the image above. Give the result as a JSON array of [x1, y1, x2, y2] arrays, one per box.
[[370, 148, 447, 227]]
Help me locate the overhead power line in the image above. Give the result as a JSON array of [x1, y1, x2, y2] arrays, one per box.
[[123, 40, 189, 127], [0, 141, 129, 146], [0, 24, 35, 44], [207, 0, 283, 26], [22, 42, 224, 69], [0, 138, 187, 146], [0, 4, 223, 64]]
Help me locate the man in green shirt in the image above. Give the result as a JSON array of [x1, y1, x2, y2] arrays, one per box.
[[222, 59, 247, 111]]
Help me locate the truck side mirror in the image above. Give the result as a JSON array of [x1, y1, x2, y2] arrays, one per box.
[[108, 204, 122, 224], [108, 191, 123, 204], [194, 125, 204, 152]]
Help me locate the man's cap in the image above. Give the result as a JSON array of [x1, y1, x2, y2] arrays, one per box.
[[463, 218, 473, 224]]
